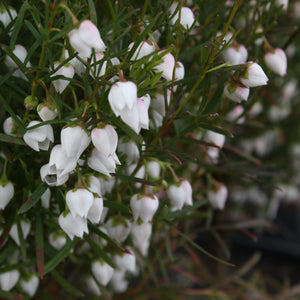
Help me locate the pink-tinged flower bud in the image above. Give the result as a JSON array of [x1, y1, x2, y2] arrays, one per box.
[[91, 260, 114, 286], [118, 138, 140, 164], [0, 6, 17, 28], [0, 270, 20, 291], [49, 231, 67, 250], [113, 248, 136, 273], [128, 40, 155, 60], [68, 20, 106, 58], [40, 163, 69, 187], [88, 148, 120, 176], [226, 105, 245, 124], [23, 121, 54, 152], [66, 188, 94, 218], [240, 62, 268, 87], [49, 144, 77, 178], [91, 125, 118, 157], [224, 81, 250, 103], [61, 126, 91, 160], [41, 187, 51, 209], [58, 212, 88, 240], [4, 45, 31, 80], [106, 217, 131, 243], [0, 181, 14, 210], [153, 51, 175, 81], [37, 103, 58, 121], [169, 4, 195, 29], [87, 196, 103, 224], [222, 44, 248, 65], [208, 183, 228, 210], [130, 194, 159, 223], [110, 269, 128, 293], [20, 274, 39, 297], [131, 221, 152, 256], [51, 62, 74, 94], [108, 81, 137, 116], [275, 0, 289, 11], [9, 219, 31, 246], [3, 116, 19, 136], [264, 48, 287, 77]]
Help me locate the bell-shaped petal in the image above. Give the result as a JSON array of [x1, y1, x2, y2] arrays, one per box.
[[105, 218, 131, 243], [58, 212, 88, 240], [128, 40, 155, 60], [240, 61, 268, 87], [0, 181, 14, 210], [87, 196, 103, 224], [91, 260, 114, 286], [113, 248, 136, 273], [224, 81, 250, 103], [131, 221, 152, 256], [37, 103, 58, 121], [118, 138, 140, 164], [208, 183, 228, 210], [222, 44, 248, 65], [0, 270, 20, 291], [167, 183, 186, 211], [20, 274, 39, 297], [264, 48, 287, 77], [153, 51, 175, 81], [169, 4, 195, 29], [9, 219, 31, 246], [130, 194, 159, 222], [108, 81, 137, 115], [66, 188, 94, 218], [40, 163, 69, 187], [61, 126, 91, 160], [51, 62, 74, 94], [23, 121, 54, 152], [49, 231, 67, 250]]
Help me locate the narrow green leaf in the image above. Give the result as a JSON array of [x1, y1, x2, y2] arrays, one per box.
[[44, 240, 73, 275], [0, 134, 25, 146], [19, 184, 47, 214], [17, 219, 27, 260], [0, 290, 15, 300], [51, 270, 84, 297], [35, 211, 44, 279], [10, 1, 29, 48], [88, 0, 97, 25]]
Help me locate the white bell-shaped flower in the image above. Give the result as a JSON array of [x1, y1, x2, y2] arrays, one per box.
[[66, 188, 94, 218], [0, 270, 20, 291], [167, 182, 186, 211], [130, 194, 159, 222], [88, 148, 120, 176], [208, 183, 228, 210], [61, 125, 91, 160], [9, 219, 31, 246], [0, 181, 14, 210], [37, 103, 58, 121], [108, 81, 137, 116], [86, 175, 101, 195], [174, 61, 185, 81], [68, 20, 106, 58], [169, 4, 195, 29], [40, 163, 69, 187], [113, 248, 136, 273], [98, 176, 115, 195], [91, 125, 118, 157], [147, 161, 161, 178], [20, 274, 39, 297], [224, 81, 250, 103], [240, 61, 268, 87], [105, 218, 131, 243], [110, 269, 128, 293], [264, 48, 287, 77], [49, 144, 77, 178], [49, 231, 67, 250], [153, 51, 175, 81], [128, 40, 155, 60], [222, 44, 248, 65], [4, 44, 31, 80], [0, 6, 17, 28], [3, 116, 18, 136], [23, 121, 54, 152], [91, 260, 114, 286], [51, 62, 74, 94], [181, 179, 193, 206], [118, 138, 140, 164], [58, 212, 88, 240], [87, 196, 103, 224], [131, 221, 152, 256], [41, 187, 51, 209]]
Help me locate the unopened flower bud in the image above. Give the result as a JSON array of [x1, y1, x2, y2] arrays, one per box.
[[240, 62, 268, 87], [24, 95, 39, 110], [264, 48, 287, 77]]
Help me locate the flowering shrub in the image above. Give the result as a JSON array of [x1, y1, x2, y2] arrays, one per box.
[[0, 0, 299, 298]]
